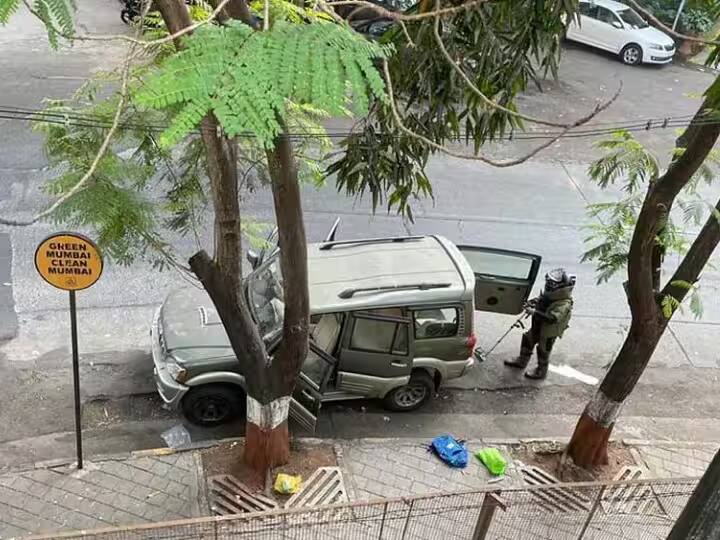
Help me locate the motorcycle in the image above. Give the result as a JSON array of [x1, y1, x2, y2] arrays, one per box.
[[119, 0, 142, 24]]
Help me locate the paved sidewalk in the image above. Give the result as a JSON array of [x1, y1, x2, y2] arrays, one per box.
[[631, 441, 716, 478], [0, 438, 714, 539], [336, 439, 522, 501], [0, 451, 207, 539]]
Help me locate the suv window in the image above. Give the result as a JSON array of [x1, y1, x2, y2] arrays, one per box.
[[414, 308, 459, 339], [350, 315, 408, 355], [461, 250, 535, 280], [302, 346, 334, 388]]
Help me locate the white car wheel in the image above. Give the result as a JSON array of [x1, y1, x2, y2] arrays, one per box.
[[620, 44, 642, 65]]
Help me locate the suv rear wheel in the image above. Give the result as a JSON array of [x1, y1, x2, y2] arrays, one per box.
[[382, 371, 434, 412], [182, 384, 246, 426]]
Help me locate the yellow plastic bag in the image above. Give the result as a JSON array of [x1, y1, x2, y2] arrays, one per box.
[[274, 473, 302, 494]]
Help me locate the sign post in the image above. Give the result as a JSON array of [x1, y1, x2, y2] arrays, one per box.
[[34, 233, 103, 470]]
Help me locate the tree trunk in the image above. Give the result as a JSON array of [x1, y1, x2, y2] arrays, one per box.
[[568, 320, 664, 466], [568, 81, 720, 468], [243, 132, 310, 471], [667, 448, 720, 540], [569, 197, 720, 468], [154, 0, 193, 48], [158, 0, 312, 475]]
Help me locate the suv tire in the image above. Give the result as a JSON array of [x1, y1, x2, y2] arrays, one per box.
[[383, 371, 434, 412], [182, 384, 246, 426]]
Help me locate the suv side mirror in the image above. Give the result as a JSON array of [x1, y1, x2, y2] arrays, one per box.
[[612, 20, 623, 29], [246, 249, 259, 268]]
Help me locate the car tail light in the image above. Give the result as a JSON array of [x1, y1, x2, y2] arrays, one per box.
[[465, 333, 477, 354]]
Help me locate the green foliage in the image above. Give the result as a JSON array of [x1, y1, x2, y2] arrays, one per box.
[[32, 83, 172, 266], [640, 0, 717, 34], [135, 20, 390, 148], [582, 130, 720, 284], [662, 281, 704, 319], [0, 0, 75, 48], [249, 0, 333, 24], [661, 293, 682, 318], [328, 0, 576, 214], [32, 59, 333, 267], [588, 131, 660, 191]]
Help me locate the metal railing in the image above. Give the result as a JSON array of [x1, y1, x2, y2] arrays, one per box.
[[25, 477, 698, 540]]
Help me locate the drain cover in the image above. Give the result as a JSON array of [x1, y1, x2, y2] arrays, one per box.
[[209, 474, 278, 515], [285, 467, 348, 508], [519, 463, 591, 513], [602, 466, 667, 516]]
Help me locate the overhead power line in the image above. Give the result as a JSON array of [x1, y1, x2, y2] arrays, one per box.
[[0, 104, 715, 143]]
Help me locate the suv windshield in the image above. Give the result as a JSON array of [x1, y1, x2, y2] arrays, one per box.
[[247, 254, 284, 340], [617, 8, 648, 28]]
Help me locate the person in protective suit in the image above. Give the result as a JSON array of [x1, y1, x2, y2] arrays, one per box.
[[504, 268, 575, 380]]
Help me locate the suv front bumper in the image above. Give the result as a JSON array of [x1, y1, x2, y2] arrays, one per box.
[[151, 307, 188, 409]]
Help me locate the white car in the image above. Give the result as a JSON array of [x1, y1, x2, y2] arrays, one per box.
[[566, 0, 676, 65]]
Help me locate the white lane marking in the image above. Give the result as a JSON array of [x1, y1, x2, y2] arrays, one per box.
[[548, 364, 599, 386]]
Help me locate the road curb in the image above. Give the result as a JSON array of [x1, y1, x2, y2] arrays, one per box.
[[20, 435, 720, 472]]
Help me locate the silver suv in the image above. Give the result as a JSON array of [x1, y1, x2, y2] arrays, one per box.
[[151, 227, 541, 430]]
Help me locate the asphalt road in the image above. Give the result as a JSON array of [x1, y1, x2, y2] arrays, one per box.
[[1, 1, 719, 469]]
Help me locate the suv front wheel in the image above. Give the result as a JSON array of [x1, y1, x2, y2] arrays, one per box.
[[182, 384, 246, 426], [383, 371, 434, 412]]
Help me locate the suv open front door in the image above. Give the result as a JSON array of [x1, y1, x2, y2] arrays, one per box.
[[288, 343, 337, 433], [457, 246, 542, 315]]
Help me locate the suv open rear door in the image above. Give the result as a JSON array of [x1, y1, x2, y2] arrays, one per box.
[[456, 246, 542, 315], [288, 343, 337, 433]]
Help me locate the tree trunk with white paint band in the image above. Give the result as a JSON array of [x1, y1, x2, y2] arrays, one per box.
[[159, 0, 311, 475], [568, 87, 720, 467], [245, 396, 291, 472], [568, 319, 663, 466]]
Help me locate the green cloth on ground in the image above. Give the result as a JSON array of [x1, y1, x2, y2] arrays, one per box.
[[475, 448, 507, 476]]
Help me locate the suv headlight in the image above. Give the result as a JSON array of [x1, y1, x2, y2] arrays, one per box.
[[165, 357, 189, 383], [649, 44, 664, 50]]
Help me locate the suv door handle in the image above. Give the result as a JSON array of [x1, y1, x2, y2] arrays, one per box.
[[391, 361, 407, 368]]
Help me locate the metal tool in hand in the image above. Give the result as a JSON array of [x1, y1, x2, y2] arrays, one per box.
[[473, 311, 530, 362]]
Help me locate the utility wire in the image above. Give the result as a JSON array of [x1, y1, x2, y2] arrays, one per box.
[[0, 105, 715, 142]]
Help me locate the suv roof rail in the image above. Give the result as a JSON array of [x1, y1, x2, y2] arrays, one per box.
[[338, 282, 451, 299], [319, 236, 424, 251]]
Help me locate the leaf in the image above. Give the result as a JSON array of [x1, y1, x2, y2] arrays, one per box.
[[661, 294, 681, 319], [690, 288, 704, 319], [0, 0, 21, 23], [587, 131, 659, 192], [137, 20, 388, 149], [670, 279, 694, 291]]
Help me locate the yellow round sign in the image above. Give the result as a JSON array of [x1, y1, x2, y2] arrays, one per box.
[[34, 233, 103, 291]]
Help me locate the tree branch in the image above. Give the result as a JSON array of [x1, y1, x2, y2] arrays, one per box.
[[265, 131, 310, 388], [21, 0, 233, 47], [625, 88, 720, 321], [224, 0, 260, 27], [661, 198, 720, 304], [432, 8, 584, 129], [623, 0, 720, 47], [321, 0, 488, 21], [189, 251, 269, 380], [0, 44, 136, 227], [148, 0, 233, 48], [381, 59, 621, 168], [658, 114, 720, 199]]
